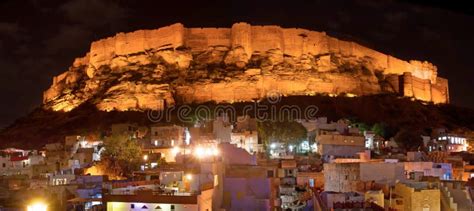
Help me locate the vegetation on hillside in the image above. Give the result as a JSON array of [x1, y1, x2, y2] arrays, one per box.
[[257, 120, 308, 147], [1, 94, 474, 150], [100, 134, 142, 177]]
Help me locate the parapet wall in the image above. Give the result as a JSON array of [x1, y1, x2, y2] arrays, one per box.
[[400, 73, 449, 104], [84, 22, 437, 83], [89, 23, 185, 68]]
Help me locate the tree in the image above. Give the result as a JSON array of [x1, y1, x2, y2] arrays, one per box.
[[355, 122, 371, 132], [371, 123, 387, 138], [393, 128, 423, 151], [257, 120, 307, 148], [101, 134, 142, 177]]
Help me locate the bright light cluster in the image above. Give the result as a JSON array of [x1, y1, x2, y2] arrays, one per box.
[[193, 145, 219, 159], [172, 146, 181, 155], [27, 202, 47, 211]]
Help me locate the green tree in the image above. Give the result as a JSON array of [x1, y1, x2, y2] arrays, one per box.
[[101, 134, 142, 177], [355, 122, 371, 132], [257, 120, 307, 148], [371, 123, 387, 138], [394, 128, 422, 150]]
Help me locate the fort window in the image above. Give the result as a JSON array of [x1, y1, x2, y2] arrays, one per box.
[[298, 33, 308, 38]]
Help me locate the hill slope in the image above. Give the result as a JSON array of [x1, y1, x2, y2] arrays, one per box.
[[1, 94, 473, 149]]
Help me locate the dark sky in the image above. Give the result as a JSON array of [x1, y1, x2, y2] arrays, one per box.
[[0, 0, 473, 129]]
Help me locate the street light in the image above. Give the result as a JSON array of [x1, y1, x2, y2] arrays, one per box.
[[143, 155, 148, 161], [186, 174, 193, 180], [193, 146, 219, 159], [27, 201, 47, 211], [172, 146, 181, 155]]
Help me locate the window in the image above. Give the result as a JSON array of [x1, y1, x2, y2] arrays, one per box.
[[267, 170, 274, 178], [171, 205, 175, 210], [345, 175, 349, 180], [131, 204, 135, 209], [2, 163, 5, 168]]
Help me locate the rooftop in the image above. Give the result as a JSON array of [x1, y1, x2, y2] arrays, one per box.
[[104, 191, 197, 204]]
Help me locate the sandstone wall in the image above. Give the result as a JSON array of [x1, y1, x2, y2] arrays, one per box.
[[251, 25, 284, 54], [431, 77, 449, 104], [82, 22, 439, 83], [231, 23, 252, 58], [175, 74, 381, 104], [43, 22, 449, 109], [185, 28, 231, 51], [399, 72, 449, 103], [89, 23, 185, 68]]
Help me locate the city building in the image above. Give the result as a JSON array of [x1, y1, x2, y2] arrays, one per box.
[[110, 123, 142, 138], [323, 162, 360, 192], [316, 134, 365, 161], [392, 181, 441, 211], [404, 162, 453, 180], [213, 115, 232, 143], [439, 180, 473, 211], [437, 134, 468, 152], [150, 124, 186, 147], [278, 159, 298, 209], [230, 116, 262, 154]]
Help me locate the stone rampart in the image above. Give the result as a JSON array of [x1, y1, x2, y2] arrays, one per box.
[[89, 23, 185, 68], [399, 72, 449, 103], [43, 22, 449, 108], [84, 22, 438, 83]]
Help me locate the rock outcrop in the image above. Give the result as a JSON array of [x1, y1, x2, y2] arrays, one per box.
[[43, 23, 449, 112]]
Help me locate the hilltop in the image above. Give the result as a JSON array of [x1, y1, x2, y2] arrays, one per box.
[[42, 23, 448, 114]]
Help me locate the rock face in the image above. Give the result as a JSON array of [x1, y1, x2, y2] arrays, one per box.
[[43, 23, 449, 112]]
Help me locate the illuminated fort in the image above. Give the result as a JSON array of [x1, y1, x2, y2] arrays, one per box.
[[43, 23, 449, 112]]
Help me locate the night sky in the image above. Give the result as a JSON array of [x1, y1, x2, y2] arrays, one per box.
[[1, 0, 473, 129]]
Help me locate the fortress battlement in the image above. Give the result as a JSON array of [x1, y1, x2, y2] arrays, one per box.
[[83, 22, 438, 83], [44, 23, 449, 112]]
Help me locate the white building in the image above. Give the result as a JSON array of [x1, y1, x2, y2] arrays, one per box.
[[316, 134, 365, 161], [0, 148, 44, 177], [230, 116, 262, 153], [213, 115, 232, 143], [150, 125, 186, 147]]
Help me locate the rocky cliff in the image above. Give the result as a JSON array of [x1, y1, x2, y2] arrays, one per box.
[[43, 23, 449, 112]]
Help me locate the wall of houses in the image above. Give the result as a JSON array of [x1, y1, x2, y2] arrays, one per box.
[[360, 162, 405, 185], [323, 163, 360, 192], [393, 182, 441, 211]]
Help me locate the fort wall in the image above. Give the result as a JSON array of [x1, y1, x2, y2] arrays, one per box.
[[399, 72, 449, 103], [89, 23, 185, 68], [231, 23, 252, 58], [46, 23, 449, 106], [185, 28, 231, 51], [86, 23, 438, 83]]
